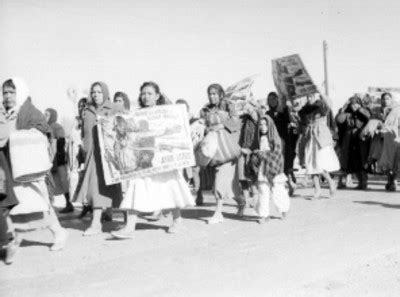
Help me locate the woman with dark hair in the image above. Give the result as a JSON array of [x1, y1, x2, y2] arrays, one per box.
[[378, 92, 400, 191], [111, 82, 194, 238], [45, 108, 72, 212], [298, 93, 339, 199], [265, 91, 298, 195], [113, 91, 131, 111], [67, 98, 88, 218], [336, 95, 371, 189], [199, 83, 244, 224], [74, 82, 122, 236], [248, 115, 290, 223]]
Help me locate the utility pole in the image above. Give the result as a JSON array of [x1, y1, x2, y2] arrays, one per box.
[[323, 40, 329, 96]]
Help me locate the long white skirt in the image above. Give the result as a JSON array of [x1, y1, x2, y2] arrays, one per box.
[[305, 137, 339, 175], [120, 170, 194, 212], [10, 179, 51, 215]]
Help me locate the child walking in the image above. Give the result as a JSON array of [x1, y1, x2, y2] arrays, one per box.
[[248, 115, 290, 223]]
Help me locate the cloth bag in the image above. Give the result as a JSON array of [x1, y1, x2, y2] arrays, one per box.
[[10, 128, 52, 183], [212, 129, 241, 164], [195, 131, 219, 167]]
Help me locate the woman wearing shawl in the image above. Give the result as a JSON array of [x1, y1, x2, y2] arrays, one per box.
[[298, 94, 339, 199], [199, 84, 244, 224], [336, 96, 371, 189], [238, 101, 261, 209], [247, 115, 290, 223], [111, 82, 194, 239], [377, 93, 400, 191], [266, 92, 297, 195], [74, 82, 122, 236], [45, 108, 72, 213], [1, 78, 68, 263]]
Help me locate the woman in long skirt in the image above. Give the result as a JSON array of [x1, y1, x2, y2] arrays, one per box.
[[45, 108, 73, 213], [199, 84, 244, 224], [74, 82, 123, 236], [299, 94, 339, 199], [111, 82, 194, 239]]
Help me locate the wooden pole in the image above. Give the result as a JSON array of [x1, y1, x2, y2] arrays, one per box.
[[323, 40, 329, 96]]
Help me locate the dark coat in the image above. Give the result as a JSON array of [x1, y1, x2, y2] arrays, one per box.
[[336, 107, 371, 172], [74, 83, 122, 208]]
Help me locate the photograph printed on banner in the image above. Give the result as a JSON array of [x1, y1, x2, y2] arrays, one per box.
[[97, 104, 195, 185]]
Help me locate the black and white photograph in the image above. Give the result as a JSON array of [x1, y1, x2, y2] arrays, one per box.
[[1, 0, 400, 296]]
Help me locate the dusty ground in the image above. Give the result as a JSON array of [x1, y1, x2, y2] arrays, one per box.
[[1, 177, 400, 297]]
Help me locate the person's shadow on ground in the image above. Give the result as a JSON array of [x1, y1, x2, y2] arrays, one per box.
[[353, 201, 400, 209]]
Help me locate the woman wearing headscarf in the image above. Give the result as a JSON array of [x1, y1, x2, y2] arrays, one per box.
[[298, 93, 339, 199], [237, 100, 261, 209], [45, 108, 72, 212], [199, 84, 244, 224], [336, 95, 371, 189], [74, 82, 122, 236], [1, 77, 68, 263]]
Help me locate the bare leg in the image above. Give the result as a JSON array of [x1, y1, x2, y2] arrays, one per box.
[[321, 171, 336, 197], [111, 209, 138, 239], [4, 213, 19, 264], [168, 208, 183, 233], [312, 174, 321, 200], [207, 192, 224, 224], [83, 208, 102, 236], [47, 206, 68, 251]]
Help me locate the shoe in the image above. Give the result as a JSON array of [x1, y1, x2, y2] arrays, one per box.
[[386, 182, 396, 192], [257, 217, 270, 224], [50, 228, 68, 251], [207, 214, 224, 224], [167, 221, 182, 234], [110, 227, 135, 239], [78, 205, 92, 219], [59, 203, 74, 214], [145, 211, 162, 222], [5, 236, 20, 265], [83, 226, 102, 236], [311, 192, 321, 200]]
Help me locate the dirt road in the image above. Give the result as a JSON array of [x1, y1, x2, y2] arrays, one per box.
[[1, 181, 400, 297]]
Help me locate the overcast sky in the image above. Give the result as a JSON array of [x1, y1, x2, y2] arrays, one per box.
[[1, 0, 400, 118]]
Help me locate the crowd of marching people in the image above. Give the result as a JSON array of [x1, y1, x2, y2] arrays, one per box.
[[1, 76, 400, 265]]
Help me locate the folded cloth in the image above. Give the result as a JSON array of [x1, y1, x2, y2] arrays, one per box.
[[361, 119, 382, 139], [10, 129, 52, 183]]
